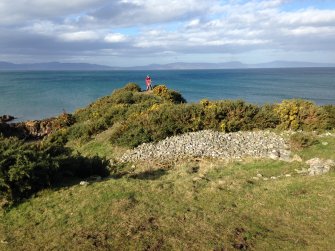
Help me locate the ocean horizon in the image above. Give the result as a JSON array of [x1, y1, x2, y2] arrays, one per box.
[[1, 68, 335, 122]]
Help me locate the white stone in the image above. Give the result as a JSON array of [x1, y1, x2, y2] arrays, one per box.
[[291, 154, 303, 162], [79, 181, 89, 186]]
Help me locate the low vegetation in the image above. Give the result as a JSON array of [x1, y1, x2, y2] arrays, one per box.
[[50, 83, 335, 148], [0, 136, 109, 204], [1, 83, 335, 250]]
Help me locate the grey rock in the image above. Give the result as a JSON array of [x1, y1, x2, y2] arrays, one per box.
[[268, 150, 280, 160], [279, 150, 291, 161], [306, 158, 335, 176], [0, 115, 15, 123]]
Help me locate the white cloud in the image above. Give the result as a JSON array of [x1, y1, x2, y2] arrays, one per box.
[[283, 26, 335, 36], [0, 0, 335, 64], [104, 33, 127, 43], [0, 0, 105, 24], [59, 31, 99, 42], [276, 9, 335, 26]]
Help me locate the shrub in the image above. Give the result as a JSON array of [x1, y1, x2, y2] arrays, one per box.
[[109, 103, 203, 147], [111, 90, 135, 104], [39, 84, 335, 148], [110, 124, 152, 148], [252, 104, 280, 129], [0, 137, 58, 202], [289, 132, 318, 150], [52, 112, 76, 129], [275, 99, 324, 130], [123, 82, 141, 92], [153, 85, 186, 104], [321, 105, 335, 130], [202, 100, 260, 132], [0, 136, 109, 203]]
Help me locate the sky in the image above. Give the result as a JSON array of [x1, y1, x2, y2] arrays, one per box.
[[1, 0, 335, 66]]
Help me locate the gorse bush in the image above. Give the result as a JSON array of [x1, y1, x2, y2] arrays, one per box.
[[289, 132, 319, 150], [0, 136, 109, 203], [0, 137, 58, 202], [45, 84, 335, 148], [321, 105, 335, 130], [274, 99, 326, 130], [110, 100, 279, 147], [123, 82, 141, 92], [65, 85, 179, 142], [153, 85, 186, 104]]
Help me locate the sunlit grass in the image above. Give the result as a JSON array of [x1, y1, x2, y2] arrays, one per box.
[[1, 133, 334, 250]]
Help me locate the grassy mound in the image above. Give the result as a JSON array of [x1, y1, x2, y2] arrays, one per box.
[[1, 135, 334, 250]]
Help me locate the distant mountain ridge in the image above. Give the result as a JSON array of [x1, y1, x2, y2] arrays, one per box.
[[0, 61, 115, 71], [0, 61, 334, 71]]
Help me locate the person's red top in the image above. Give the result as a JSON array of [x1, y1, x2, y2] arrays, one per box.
[[146, 77, 151, 85]]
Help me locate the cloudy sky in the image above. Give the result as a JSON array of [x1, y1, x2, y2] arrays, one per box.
[[1, 0, 335, 66]]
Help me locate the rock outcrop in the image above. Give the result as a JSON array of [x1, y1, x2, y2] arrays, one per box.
[[0, 113, 74, 139], [306, 158, 335, 176], [0, 115, 15, 123]]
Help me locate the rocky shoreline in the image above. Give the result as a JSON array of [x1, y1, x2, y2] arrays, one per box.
[[0, 113, 74, 139], [0, 115, 15, 123], [120, 130, 291, 163]]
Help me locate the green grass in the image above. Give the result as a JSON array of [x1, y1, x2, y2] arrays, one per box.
[[1, 133, 335, 250], [296, 136, 335, 160], [66, 128, 127, 160]]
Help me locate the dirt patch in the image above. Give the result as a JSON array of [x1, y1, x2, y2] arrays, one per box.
[[72, 229, 110, 250], [232, 227, 250, 250]]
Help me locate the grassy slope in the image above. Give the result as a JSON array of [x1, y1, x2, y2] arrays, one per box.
[[1, 136, 335, 250]]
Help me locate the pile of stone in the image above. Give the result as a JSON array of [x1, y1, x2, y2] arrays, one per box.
[[120, 130, 291, 163]]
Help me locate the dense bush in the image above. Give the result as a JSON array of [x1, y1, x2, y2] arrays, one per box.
[[45, 84, 335, 148], [201, 100, 260, 132], [153, 85, 186, 104], [321, 105, 335, 130], [0, 136, 109, 203], [274, 99, 327, 130], [123, 82, 141, 92], [252, 104, 280, 129], [67, 85, 166, 142], [289, 132, 319, 150], [110, 100, 264, 147]]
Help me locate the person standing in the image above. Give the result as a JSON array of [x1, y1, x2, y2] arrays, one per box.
[[145, 75, 152, 91]]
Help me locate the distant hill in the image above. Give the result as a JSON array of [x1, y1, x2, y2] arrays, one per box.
[[0, 60, 334, 71], [249, 61, 335, 69], [127, 61, 247, 70], [0, 61, 116, 71]]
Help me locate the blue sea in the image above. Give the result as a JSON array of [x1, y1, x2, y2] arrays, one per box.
[[1, 68, 335, 121]]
